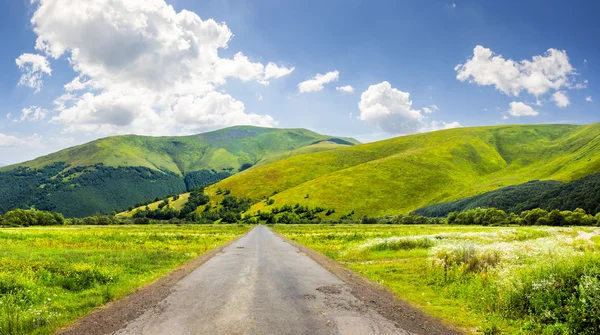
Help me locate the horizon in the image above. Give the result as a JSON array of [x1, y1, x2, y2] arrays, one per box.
[[1, 0, 598, 165], [3, 121, 597, 168]]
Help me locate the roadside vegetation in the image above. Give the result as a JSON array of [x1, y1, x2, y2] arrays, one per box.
[[0, 224, 249, 334], [273, 224, 600, 334]]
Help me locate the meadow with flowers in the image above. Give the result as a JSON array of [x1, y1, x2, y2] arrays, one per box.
[[273, 224, 600, 334], [0, 225, 249, 335]]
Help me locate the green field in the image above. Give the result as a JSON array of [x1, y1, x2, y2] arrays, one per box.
[[210, 123, 600, 218], [0, 225, 249, 334], [273, 224, 600, 334]]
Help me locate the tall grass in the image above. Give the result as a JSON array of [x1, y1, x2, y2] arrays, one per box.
[[0, 225, 248, 335], [361, 236, 437, 251], [274, 224, 600, 334]]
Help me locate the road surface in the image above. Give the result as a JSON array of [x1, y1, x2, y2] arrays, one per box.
[[113, 226, 412, 335]]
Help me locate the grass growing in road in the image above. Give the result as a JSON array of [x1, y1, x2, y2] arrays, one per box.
[[0, 224, 249, 335], [273, 224, 600, 334]]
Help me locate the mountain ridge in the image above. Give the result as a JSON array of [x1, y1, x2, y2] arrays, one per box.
[[1, 126, 359, 175], [203, 123, 600, 217], [0, 126, 359, 217]]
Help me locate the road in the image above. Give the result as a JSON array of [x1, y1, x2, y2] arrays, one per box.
[[113, 226, 412, 335]]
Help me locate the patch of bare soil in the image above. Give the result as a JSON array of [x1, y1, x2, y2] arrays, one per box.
[[273, 231, 464, 335], [57, 236, 243, 335]]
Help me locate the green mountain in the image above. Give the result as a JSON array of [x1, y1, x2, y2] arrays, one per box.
[[414, 172, 600, 217], [0, 126, 358, 217], [205, 123, 600, 218]]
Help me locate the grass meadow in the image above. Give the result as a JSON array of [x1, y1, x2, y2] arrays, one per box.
[[0, 225, 249, 335], [273, 224, 600, 334]]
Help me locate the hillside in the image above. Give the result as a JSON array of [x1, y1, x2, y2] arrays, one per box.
[[0, 126, 358, 217], [415, 172, 600, 217], [1, 126, 358, 174], [204, 123, 600, 218]]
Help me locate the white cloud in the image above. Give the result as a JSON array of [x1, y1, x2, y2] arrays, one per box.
[[64, 77, 91, 91], [421, 121, 462, 132], [336, 85, 354, 93], [15, 53, 52, 93], [257, 94, 263, 101], [551, 91, 569, 108], [0, 134, 24, 147], [20, 106, 48, 121], [456, 45, 575, 97], [422, 104, 440, 114], [264, 63, 295, 81], [507, 102, 539, 117], [569, 79, 588, 89], [22, 0, 289, 135], [173, 92, 276, 133], [0, 133, 43, 148], [586, 96, 593, 102], [298, 71, 339, 93], [358, 81, 458, 134], [451, 3, 457, 8]]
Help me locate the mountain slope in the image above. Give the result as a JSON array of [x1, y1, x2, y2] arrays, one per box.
[[415, 172, 600, 217], [0, 126, 358, 217], [2, 126, 358, 174], [205, 123, 600, 217]]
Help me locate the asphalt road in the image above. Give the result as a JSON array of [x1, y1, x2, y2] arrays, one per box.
[[113, 226, 412, 335]]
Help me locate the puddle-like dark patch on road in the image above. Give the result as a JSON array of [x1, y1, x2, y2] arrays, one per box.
[[317, 285, 342, 295]]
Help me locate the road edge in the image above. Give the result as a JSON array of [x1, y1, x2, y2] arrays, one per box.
[[57, 232, 248, 335], [271, 228, 465, 335]]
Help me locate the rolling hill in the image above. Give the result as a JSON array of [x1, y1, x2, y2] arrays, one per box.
[[203, 123, 600, 218], [0, 126, 358, 217]]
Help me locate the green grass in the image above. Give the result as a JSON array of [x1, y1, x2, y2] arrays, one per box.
[[273, 224, 600, 334], [1, 126, 359, 175], [118, 193, 191, 217], [0, 224, 249, 334], [207, 123, 600, 217]]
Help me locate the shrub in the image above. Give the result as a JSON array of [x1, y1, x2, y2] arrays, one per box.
[[362, 236, 436, 251], [431, 243, 502, 273]]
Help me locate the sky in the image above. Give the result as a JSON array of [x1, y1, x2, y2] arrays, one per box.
[[0, 0, 598, 165]]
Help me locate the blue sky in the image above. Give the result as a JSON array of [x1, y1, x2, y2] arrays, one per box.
[[0, 0, 597, 165]]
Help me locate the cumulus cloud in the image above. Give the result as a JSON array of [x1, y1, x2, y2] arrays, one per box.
[[456, 46, 575, 97], [15, 53, 52, 93], [551, 91, 569, 108], [336, 85, 354, 93], [586, 96, 593, 102], [173, 92, 276, 133], [507, 102, 538, 117], [298, 71, 339, 93], [20, 106, 48, 121], [21, 0, 289, 135], [358, 81, 459, 134]]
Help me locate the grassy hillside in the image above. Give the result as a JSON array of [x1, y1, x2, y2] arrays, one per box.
[[205, 123, 600, 217], [415, 172, 600, 217], [2, 126, 358, 175], [0, 126, 358, 217]]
